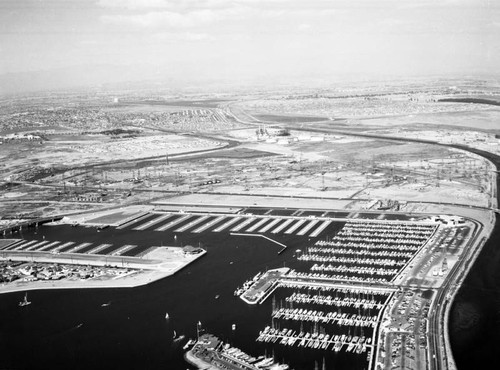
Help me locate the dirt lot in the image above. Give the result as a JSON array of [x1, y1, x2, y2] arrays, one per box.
[[1, 90, 496, 219]]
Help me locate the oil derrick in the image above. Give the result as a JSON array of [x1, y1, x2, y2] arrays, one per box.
[[320, 160, 326, 191], [442, 257, 448, 272]]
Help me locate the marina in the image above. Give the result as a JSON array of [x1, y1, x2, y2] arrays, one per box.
[[0, 204, 483, 370], [0, 23, 496, 370], [256, 326, 373, 355], [213, 217, 241, 232], [186, 333, 290, 370], [232, 215, 448, 368], [132, 213, 173, 231], [0, 210, 352, 262], [272, 307, 378, 327]]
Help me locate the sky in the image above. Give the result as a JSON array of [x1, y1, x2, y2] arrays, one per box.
[[0, 0, 499, 91]]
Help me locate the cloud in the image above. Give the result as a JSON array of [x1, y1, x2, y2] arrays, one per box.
[[151, 32, 216, 42], [79, 40, 101, 46], [95, 0, 483, 12], [96, 0, 291, 10], [101, 9, 228, 28], [96, 0, 173, 10], [100, 5, 340, 29], [99, 5, 304, 28], [396, 0, 480, 8]]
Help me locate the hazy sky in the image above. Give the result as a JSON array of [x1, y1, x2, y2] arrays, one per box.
[[0, 0, 499, 87]]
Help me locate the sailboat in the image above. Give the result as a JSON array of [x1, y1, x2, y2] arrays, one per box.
[[19, 293, 31, 307], [173, 330, 185, 343]]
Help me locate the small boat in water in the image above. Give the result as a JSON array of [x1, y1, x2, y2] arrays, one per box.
[[172, 330, 185, 343], [19, 293, 31, 307], [96, 225, 109, 232], [101, 301, 111, 307], [183, 339, 196, 350], [165, 312, 170, 319]]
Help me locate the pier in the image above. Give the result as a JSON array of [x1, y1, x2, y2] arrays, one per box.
[[230, 233, 288, 254]]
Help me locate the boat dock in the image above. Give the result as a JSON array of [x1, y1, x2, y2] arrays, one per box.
[[256, 327, 373, 354]]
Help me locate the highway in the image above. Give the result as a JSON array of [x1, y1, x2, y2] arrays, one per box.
[[426, 219, 482, 370]]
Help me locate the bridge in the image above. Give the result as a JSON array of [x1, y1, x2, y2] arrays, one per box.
[[0, 216, 63, 235]]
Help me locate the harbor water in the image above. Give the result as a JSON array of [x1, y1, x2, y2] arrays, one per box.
[[449, 146, 500, 370], [2, 193, 500, 369], [0, 221, 365, 370]]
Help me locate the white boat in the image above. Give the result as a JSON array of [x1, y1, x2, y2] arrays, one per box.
[[19, 293, 31, 307]]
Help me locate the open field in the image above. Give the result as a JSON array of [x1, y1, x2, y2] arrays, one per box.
[[0, 85, 496, 228], [235, 96, 492, 121]]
